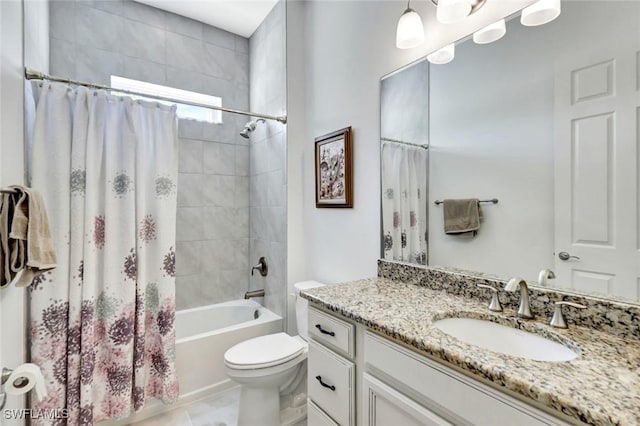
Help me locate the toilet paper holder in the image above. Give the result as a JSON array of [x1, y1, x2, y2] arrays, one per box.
[[2, 367, 30, 388], [0, 367, 30, 410]]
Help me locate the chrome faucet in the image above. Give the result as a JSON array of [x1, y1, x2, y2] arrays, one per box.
[[550, 301, 586, 328], [537, 269, 556, 286], [504, 277, 534, 319], [476, 284, 503, 312], [244, 289, 265, 299]]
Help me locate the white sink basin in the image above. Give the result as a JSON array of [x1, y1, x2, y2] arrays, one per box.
[[433, 318, 578, 362]]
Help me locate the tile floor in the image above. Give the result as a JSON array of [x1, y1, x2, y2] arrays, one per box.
[[133, 388, 307, 426], [134, 388, 241, 426]]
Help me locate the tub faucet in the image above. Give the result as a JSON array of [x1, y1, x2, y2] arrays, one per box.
[[505, 277, 534, 319], [244, 289, 265, 299]]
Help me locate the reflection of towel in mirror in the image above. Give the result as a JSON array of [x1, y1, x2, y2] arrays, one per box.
[[443, 199, 482, 238], [1, 186, 56, 287]]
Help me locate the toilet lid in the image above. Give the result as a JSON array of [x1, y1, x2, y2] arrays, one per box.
[[224, 332, 306, 369]]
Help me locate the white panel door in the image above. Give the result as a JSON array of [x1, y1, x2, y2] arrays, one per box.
[[554, 42, 640, 299]]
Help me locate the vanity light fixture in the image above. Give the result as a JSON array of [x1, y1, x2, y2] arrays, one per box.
[[396, 0, 425, 49], [427, 43, 455, 64], [520, 0, 561, 26], [433, 0, 487, 24], [473, 19, 506, 44]]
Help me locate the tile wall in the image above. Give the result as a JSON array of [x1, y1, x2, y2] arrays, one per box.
[[49, 0, 251, 309], [248, 1, 288, 318]]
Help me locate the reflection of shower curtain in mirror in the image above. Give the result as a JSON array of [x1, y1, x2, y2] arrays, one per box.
[[382, 142, 428, 265], [28, 82, 179, 424]]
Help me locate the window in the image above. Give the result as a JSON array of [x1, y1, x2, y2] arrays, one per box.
[[110, 76, 222, 123]]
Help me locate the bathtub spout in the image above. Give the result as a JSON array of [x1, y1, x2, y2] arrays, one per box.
[[244, 289, 265, 299]]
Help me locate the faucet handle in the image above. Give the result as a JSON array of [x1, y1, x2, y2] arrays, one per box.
[[476, 284, 503, 312], [550, 301, 587, 329]]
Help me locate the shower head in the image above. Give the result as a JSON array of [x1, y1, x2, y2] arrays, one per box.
[[240, 118, 265, 139]]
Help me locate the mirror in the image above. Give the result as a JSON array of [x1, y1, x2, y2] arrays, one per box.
[[380, 60, 429, 265], [380, 1, 640, 302]]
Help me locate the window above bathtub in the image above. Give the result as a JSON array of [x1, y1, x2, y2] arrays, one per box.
[[110, 76, 222, 124]]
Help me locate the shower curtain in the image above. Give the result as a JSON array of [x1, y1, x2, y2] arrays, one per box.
[[29, 82, 179, 424], [381, 141, 428, 265]]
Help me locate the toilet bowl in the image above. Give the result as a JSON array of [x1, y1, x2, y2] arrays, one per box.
[[224, 281, 325, 426]]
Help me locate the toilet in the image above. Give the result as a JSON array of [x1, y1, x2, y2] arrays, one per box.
[[224, 281, 325, 426]]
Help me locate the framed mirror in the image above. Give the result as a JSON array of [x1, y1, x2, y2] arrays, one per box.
[[380, 1, 640, 302]]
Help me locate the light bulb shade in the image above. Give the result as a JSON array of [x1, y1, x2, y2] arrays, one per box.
[[437, 0, 472, 24], [427, 43, 455, 64], [473, 19, 506, 44], [520, 0, 561, 26], [396, 8, 425, 49]]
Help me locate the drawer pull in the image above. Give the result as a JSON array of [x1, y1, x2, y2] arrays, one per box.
[[315, 324, 335, 336], [315, 375, 336, 391]]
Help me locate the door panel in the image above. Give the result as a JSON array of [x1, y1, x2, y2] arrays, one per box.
[[555, 42, 640, 300]]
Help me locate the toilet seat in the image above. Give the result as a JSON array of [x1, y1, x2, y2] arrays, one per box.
[[224, 332, 306, 370]]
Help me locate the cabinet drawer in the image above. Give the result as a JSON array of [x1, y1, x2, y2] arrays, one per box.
[[308, 399, 339, 426], [308, 307, 355, 358], [308, 340, 355, 426], [364, 332, 569, 426]]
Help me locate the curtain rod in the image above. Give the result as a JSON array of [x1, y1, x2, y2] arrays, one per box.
[[381, 137, 429, 149], [24, 68, 287, 124]]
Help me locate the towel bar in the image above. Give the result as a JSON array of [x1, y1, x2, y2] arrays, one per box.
[[434, 198, 498, 205], [0, 189, 16, 194]]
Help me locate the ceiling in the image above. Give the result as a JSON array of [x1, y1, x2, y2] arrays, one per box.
[[133, 0, 279, 38]]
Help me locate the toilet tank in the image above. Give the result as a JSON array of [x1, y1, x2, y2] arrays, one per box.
[[294, 281, 325, 340]]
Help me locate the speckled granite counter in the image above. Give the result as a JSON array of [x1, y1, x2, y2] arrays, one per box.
[[301, 277, 640, 426]]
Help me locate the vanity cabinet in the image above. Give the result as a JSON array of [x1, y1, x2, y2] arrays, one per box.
[[307, 306, 573, 426], [364, 332, 571, 426], [307, 307, 356, 426]]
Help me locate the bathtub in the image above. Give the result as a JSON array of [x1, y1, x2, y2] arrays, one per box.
[[107, 299, 282, 425], [175, 299, 282, 398]]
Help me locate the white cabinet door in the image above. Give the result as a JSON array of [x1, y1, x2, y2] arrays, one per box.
[[308, 400, 339, 426], [363, 373, 452, 426], [554, 40, 640, 299]]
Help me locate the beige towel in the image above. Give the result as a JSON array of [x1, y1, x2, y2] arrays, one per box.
[[7, 186, 56, 287], [443, 198, 482, 238], [0, 193, 14, 287]]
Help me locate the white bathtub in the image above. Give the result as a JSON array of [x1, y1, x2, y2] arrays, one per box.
[[107, 299, 282, 425], [175, 299, 282, 398]]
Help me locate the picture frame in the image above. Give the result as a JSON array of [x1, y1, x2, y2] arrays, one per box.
[[315, 126, 353, 208]]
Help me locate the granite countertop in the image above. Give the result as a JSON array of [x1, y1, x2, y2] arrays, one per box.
[[301, 277, 640, 426]]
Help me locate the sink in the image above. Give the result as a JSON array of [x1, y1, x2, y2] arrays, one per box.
[[433, 318, 578, 362]]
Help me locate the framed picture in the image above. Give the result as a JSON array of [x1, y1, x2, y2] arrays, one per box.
[[315, 126, 353, 208]]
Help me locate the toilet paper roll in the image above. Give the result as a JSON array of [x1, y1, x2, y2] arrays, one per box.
[[5, 363, 47, 402]]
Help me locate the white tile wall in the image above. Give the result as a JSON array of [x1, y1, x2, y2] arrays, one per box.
[[248, 0, 287, 318]]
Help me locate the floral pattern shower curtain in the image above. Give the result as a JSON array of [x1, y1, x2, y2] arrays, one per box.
[[381, 141, 428, 264], [29, 82, 179, 424]]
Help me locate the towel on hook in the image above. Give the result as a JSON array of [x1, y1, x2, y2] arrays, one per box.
[[2, 186, 56, 287], [443, 198, 482, 238]]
